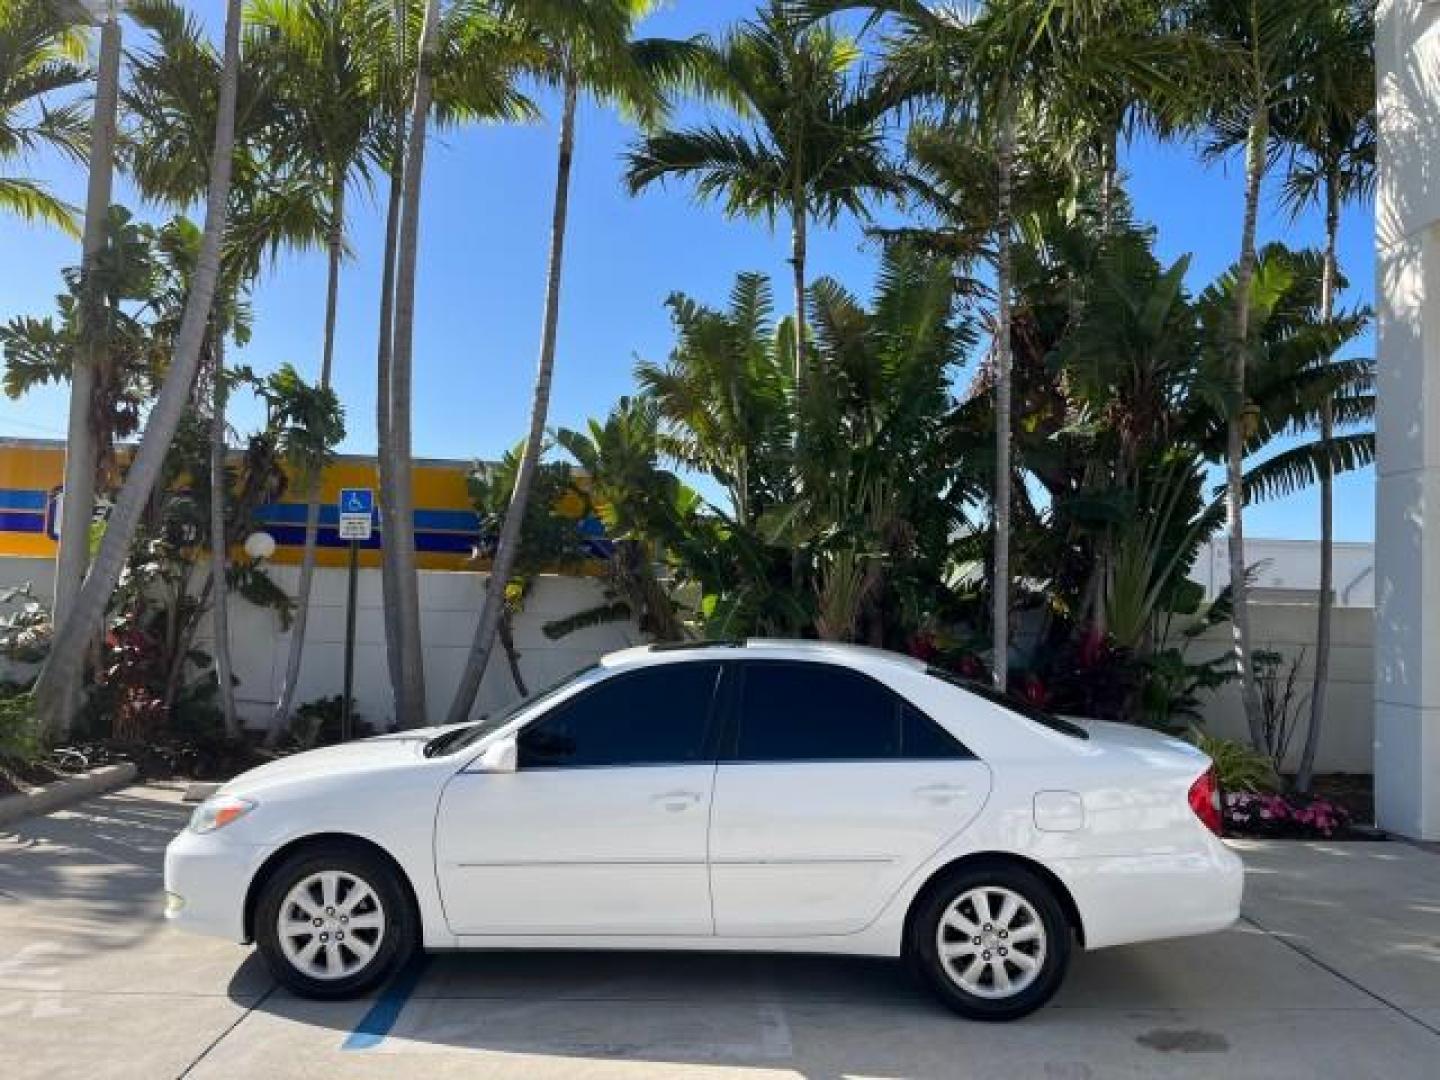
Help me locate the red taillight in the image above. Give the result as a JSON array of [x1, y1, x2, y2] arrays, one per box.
[[1188, 767, 1223, 836]]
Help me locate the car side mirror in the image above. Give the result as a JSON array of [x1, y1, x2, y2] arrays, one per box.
[[474, 736, 517, 774]]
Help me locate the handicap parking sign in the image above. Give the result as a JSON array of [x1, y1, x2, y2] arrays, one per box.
[[338, 488, 375, 540]]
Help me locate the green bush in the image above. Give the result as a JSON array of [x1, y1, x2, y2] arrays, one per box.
[[282, 696, 370, 751], [0, 691, 39, 763], [1187, 729, 1278, 793]]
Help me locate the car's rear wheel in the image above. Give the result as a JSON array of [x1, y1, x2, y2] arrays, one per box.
[[909, 863, 1072, 1021], [255, 845, 416, 999]]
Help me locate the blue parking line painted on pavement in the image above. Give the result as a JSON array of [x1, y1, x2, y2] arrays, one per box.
[[341, 954, 431, 1051]]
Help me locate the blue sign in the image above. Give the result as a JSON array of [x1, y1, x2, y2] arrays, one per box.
[[339, 488, 374, 515]]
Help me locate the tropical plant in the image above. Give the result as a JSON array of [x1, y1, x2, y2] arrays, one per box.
[[33, 0, 246, 741], [1187, 729, 1277, 793], [54, 1, 122, 659], [375, 0, 537, 726], [0, 583, 49, 664], [0, 0, 88, 233], [446, 0, 702, 726], [1270, 0, 1375, 793], [249, 0, 390, 731], [553, 396, 694, 643], [120, 0, 335, 734], [626, 0, 900, 400], [1251, 645, 1311, 779], [466, 441, 590, 696], [0, 687, 39, 763], [574, 246, 973, 649], [1190, 0, 1320, 748], [814, 0, 1152, 688]]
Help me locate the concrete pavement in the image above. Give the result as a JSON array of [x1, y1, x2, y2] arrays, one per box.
[[1, 786, 1437, 1079]]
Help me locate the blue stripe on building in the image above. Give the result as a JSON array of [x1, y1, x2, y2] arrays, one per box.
[[262, 525, 479, 554], [0, 511, 45, 533], [255, 504, 480, 533], [0, 489, 47, 512]]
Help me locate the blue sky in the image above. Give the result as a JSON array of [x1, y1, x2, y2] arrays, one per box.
[[0, 0, 1376, 541]]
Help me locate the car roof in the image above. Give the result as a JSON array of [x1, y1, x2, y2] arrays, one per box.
[[599, 639, 928, 675]]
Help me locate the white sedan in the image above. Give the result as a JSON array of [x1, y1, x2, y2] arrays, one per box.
[[165, 640, 1242, 1021]]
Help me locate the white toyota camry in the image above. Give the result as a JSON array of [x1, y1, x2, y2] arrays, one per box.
[[165, 640, 1242, 1021]]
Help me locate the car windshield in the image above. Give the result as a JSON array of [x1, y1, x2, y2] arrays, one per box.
[[926, 667, 1090, 740], [423, 664, 599, 757]]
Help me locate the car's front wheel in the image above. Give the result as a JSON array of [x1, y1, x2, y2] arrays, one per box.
[[909, 863, 1072, 1021], [255, 845, 416, 998]]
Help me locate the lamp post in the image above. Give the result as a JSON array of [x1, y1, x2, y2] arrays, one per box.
[[243, 531, 277, 562]]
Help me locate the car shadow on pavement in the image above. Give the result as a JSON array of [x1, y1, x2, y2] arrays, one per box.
[[228, 948, 960, 1073]]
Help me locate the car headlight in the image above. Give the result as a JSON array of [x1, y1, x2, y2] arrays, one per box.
[[189, 794, 256, 834]]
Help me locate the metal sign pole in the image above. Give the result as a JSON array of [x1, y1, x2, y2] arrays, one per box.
[[336, 487, 373, 743], [341, 536, 359, 742]]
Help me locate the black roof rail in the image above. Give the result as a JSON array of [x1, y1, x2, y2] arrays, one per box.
[[647, 639, 746, 653]]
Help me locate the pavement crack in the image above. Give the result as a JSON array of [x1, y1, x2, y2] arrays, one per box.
[[174, 982, 277, 1079], [1240, 914, 1440, 1039]]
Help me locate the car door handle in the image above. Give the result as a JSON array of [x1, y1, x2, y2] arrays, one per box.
[[652, 790, 704, 812], [913, 783, 968, 804]]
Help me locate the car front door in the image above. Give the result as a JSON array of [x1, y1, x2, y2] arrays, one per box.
[[708, 660, 991, 937], [434, 661, 723, 936]]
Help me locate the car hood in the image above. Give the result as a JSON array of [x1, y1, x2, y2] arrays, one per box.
[[220, 726, 460, 795]]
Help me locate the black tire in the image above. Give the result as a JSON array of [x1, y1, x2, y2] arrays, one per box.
[[908, 862, 1072, 1021], [255, 844, 417, 999]]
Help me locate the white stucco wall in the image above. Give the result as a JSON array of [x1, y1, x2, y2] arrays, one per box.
[[0, 554, 1377, 771], [1374, 0, 1440, 837], [1189, 605, 1375, 774], [0, 555, 643, 731]]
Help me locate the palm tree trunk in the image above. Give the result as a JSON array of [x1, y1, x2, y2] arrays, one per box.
[[271, 171, 346, 734], [991, 105, 1015, 692], [498, 608, 527, 697], [375, 0, 409, 722], [446, 71, 578, 725], [385, 0, 440, 727], [1297, 172, 1341, 793], [1227, 99, 1267, 751], [51, 9, 121, 733], [1098, 123, 1118, 236], [791, 198, 807, 392], [788, 189, 808, 594], [33, 0, 244, 740], [376, 131, 406, 722], [208, 338, 239, 737]]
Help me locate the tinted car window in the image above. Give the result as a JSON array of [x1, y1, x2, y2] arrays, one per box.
[[517, 662, 721, 769], [926, 667, 1090, 740], [732, 661, 971, 762], [901, 703, 970, 759]]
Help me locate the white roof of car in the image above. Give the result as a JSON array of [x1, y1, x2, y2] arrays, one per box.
[[600, 639, 928, 673]]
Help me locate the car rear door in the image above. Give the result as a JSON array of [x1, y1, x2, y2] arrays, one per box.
[[708, 660, 991, 937], [434, 661, 723, 936]]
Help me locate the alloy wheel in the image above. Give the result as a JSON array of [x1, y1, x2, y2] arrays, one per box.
[[934, 885, 1047, 1000], [277, 870, 387, 981]]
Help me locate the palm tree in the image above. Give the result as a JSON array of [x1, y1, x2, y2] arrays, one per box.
[[53, 1, 122, 695], [1192, 0, 1318, 749], [34, 0, 246, 739], [820, 0, 1132, 688], [381, 0, 441, 727], [444, 0, 700, 726], [0, 0, 88, 234], [625, 0, 898, 398], [250, 0, 388, 731], [367, 1, 535, 727], [1271, 0, 1374, 790], [122, 0, 330, 736]]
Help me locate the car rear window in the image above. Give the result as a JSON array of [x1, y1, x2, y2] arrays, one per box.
[[926, 668, 1090, 740]]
